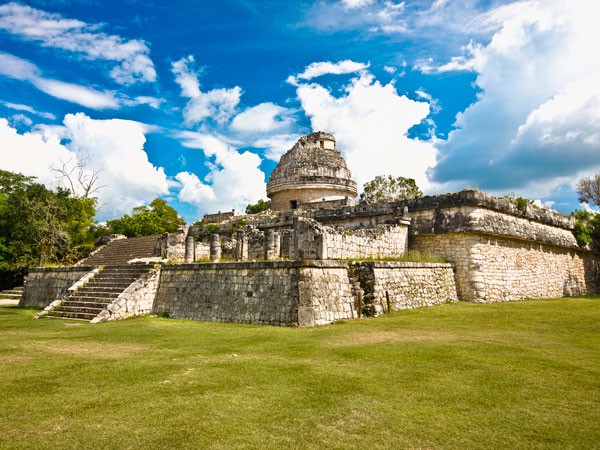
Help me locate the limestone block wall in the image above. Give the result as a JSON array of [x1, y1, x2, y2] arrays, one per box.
[[19, 267, 95, 308], [153, 261, 359, 326], [412, 233, 599, 302], [321, 225, 408, 259], [355, 262, 458, 315], [293, 217, 409, 260], [297, 265, 357, 326], [92, 266, 161, 323], [154, 262, 300, 325]]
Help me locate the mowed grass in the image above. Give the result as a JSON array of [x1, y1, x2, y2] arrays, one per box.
[[1, 298, 599, 450]]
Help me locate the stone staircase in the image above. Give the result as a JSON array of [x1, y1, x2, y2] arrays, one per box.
[[0, 286, 23, 300], [46, 265, 153, 321], [81, 235, 162, 266]]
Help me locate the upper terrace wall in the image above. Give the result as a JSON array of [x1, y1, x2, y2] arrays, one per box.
[[412, 233, 599, 302]]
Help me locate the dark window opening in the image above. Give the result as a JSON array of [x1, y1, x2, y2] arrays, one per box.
[[319, 140, 324, 148], [290, 200, 298, 209]]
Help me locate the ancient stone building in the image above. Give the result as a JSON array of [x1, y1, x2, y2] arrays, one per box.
[[266, 131, 357, 210], [21, 131, 600, 326]]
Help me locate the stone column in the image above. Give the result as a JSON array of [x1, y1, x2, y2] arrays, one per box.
[[280, 230, 293, 259], [209, 233, 221, 262], [273, 232, 280, 259], [184, 235, 195, 263], [236, 230, 248, 261], [265, 229, 276, 260]]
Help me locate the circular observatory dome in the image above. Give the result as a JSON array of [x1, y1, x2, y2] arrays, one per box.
[[266, 131, 357, 211]]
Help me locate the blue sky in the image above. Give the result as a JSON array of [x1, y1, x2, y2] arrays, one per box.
[[0, 0, 598, 222]]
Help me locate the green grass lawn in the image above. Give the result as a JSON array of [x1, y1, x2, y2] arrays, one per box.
[[1, 297, 599, 450]]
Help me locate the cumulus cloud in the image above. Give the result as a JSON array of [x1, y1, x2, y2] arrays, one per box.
[[0, 53, 119, 109], [230, 103, 294, 134], [0, 2, 156, 84], [175, 132, 266, 215], [0, 113, 170, 220], [430, 0, 600, 199], [287, 60, 370, 85], [172, 56, 242, 126], [252, 134, 299, 161], [293, 69, 436, 191]]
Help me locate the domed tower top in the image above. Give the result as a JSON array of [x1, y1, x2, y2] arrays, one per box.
[[266, 132, 358, 210]]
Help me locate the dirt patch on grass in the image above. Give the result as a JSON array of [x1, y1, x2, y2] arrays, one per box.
[[326, 329, 459, 347], [31, 340, 150, 358]]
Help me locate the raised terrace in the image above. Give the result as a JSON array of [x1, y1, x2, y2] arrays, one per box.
[[19, 132, 600, 326]]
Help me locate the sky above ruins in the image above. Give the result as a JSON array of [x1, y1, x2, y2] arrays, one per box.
[[0, 0, 598, 221]]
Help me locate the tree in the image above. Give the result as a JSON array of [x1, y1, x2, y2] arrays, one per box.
[[107, 198, 184, 237], [0, 169, 97, 272], [360, 175, 423, 202], [577, 174, 600, 208], [245, 199, 271, 214], [51, 156, 105, 199]]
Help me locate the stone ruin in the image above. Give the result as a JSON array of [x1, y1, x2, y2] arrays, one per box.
[[20, 132, 600, 326]]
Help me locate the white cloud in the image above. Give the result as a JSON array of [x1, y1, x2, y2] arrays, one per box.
[[252, 134, 299, 161], [340, 0, 375, 9], [0, 117, 75, 188], [0, 113, 170, 220], [0, 52, 118, 109], [172, 56, 242, 125], [9, 114, 32, 128], [1, 101, 56, 120], [176, 132, 266, 215], [230, 103, 294, 134], [0, 2, 156, 84], [287, 60, 370, 85], [431, 0, 600, 200], [294, 70, 436, 192]]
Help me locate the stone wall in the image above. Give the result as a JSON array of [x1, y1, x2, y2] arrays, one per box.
[[354, 262, 458, 315], [153, 261, 357, 326], [413, 233, 599, 302], [293, 217, 409, 260], [19, 267, 95, 308], [152, 260, 458, 326]]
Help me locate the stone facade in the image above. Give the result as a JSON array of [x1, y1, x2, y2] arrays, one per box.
[[153, 260, 457, 326], [353, 262, 458, 315], [413, 233, 599, 302], [19, 267, 95, 309]]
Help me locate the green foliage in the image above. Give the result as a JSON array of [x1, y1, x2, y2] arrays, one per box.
[[206, 224, 220, 234], [245, 199, 271, 214], [3, 298, 600, 449], [515, 196, 529, 212], [503, 193, 535, 213], [360, 175, 423, 202], [0, 169, 96, 273], [107, 198, 184, 237], [571, 209, 600, 247]]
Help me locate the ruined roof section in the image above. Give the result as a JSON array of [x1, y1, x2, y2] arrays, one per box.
[[267, 132, 358, 195]]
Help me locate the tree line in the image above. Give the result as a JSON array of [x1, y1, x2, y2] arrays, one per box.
[[0, 169, 183, 289]]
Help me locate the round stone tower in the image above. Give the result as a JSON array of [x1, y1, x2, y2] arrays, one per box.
[[266, 131, 358, 211]]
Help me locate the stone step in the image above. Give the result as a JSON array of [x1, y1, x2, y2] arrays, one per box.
[[53, 305, 105, 315], [46, 311, 98, 321], [76, 286, 127, 294], [0, 292, 23, 299], [61, 300, 113, 309], [69, 292, 120, 300]]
